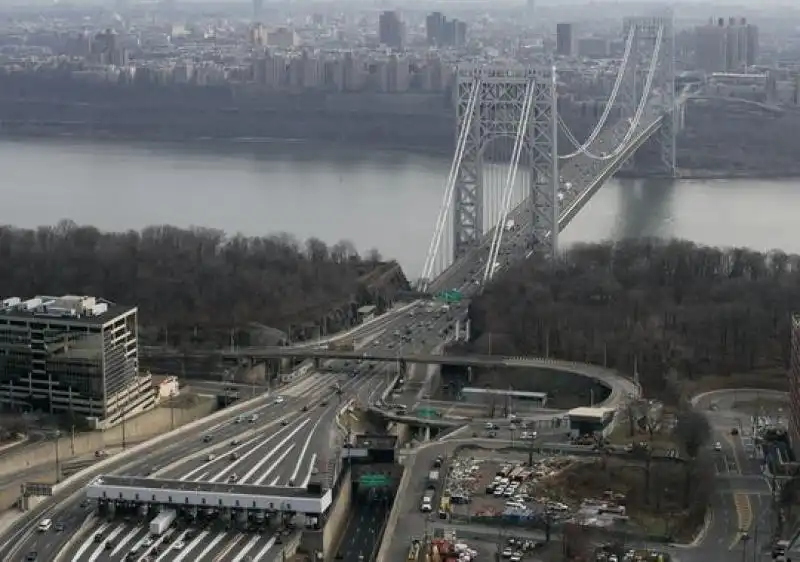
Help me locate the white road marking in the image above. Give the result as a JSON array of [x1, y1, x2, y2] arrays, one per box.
[[252, 445, 296, 485], [300, 453, 318, 488], [172, 530, 210, 562], [231, 535, 262, 562], [71, 522, 110, 561], [250, 537, 277, 561], [192, 532, 228, 562], [110, 525, 141, 555]]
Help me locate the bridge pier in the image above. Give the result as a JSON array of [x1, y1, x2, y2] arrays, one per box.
[[313, 357, 321, 370]]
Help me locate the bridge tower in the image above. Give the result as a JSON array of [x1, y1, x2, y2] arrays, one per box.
[[622, 14, 677, 177], [452, 66, 559, 261]]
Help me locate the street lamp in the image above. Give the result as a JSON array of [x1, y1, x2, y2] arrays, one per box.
[[53, 430, 61, 483]]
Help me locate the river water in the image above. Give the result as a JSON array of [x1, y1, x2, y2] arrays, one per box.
[[2, 138, 798, 278]]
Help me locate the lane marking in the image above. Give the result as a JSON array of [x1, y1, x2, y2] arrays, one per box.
[[207, 419, 306, 482], [154, 529, 189, 561], [300, 453, 318, 488], [88, 524, 126, 562], [231, 534, 262, 562], [135, 528, 174, 562], [71, 522, 110, 561], [252, 444, 297, 485], [234, 421, 310, 484], [212, 534, 246, 562], [250, 537, 277, 561], [172, 530, 210, 562], [729, 493, 753, 550], [110, 525, 141, 555], [290, 413, 327, 483], [194, 532, 228, 561]]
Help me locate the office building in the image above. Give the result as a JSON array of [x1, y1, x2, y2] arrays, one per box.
[[556, 23, 575, 56], [379, 11, 406, 50], [694, 17, 759, 73], [790, 314, 800, 457], [0, 295, 153, 429], [426, 12, 467, 48]]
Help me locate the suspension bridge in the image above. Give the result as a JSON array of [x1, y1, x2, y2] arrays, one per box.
[[420, 15, 690, 295]]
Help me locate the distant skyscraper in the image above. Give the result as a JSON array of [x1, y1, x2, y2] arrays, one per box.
[[253, 0, 264, 21], [556, 23, 575, 56], [379, 11, 406, 50], [425, 11, 467, 48], [693, 17, 759, 73]]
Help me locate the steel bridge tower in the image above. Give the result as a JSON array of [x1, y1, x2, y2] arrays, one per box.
[[621, 15, 676, 176], [451, 66, 558, 261]]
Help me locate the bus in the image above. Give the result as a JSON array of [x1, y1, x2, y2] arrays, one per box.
[[438, 496, 451, 519]]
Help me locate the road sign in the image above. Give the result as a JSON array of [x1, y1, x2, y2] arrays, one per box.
[[23, 482, 53, 497], [359, 474, 390, 487], [417, 407, 438, 419], [437, 290, 462, 303]]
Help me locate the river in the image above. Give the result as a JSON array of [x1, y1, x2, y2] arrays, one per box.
[[2, 138, 798, 278]]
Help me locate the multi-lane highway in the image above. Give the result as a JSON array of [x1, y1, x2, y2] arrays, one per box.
[[12, 299, 462, 562]]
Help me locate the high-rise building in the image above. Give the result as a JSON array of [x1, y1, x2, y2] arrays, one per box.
[[790, 314, 800, 456], [694, 17, 759, 73], [426, 12, 467, 48], [556, 23, 575, 56], [0, 295, 152, 429], [379, 11, 406, 50]]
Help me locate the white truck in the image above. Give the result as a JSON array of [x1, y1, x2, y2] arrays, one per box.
[[149, 509, 177, 536]]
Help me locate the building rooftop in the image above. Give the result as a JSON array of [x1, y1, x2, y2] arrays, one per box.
[[0, 295, 134, 325], [93, 475, 325, 499], [568, 406, 615, 419], [462, 387, 548, 399]]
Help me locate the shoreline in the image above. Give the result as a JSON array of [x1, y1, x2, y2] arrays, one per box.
[[1, 131, 796, 181]]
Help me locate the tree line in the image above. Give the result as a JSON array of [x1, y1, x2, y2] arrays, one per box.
[[0, 220, 387, 346], [468, 238, 800, 399]]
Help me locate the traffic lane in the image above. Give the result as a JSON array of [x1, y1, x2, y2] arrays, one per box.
[[9, 372, 338, 560], [338, 501, 390, 561], [15, 367, 389, 559], [23, 496, 93, 562], [67, 517, 281, 562]]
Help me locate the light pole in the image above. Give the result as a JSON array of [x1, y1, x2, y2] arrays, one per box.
[[53, 430, 61, 483]]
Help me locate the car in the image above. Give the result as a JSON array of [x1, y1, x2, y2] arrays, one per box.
[[230, 439, 240, 446], [54, 523, 65, 532], [105, 541, 114, 550], [202, 435, 212, 443], [281, 420, 289, 426], [731, 427, 739, 435], [235, 416, 244, 423], [714, 442, 722, 451], [143, 538, 154, 547], [229, 453, 239, 461], [320, 401, 328, 407], [274, 397, 285, 404], [173, 541, 185, 550], [94, 532, 105, 543], [302, 405, 308, 412], [26, 552, 37, 561]]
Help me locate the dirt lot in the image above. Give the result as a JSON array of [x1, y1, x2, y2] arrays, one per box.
[[534, 456, 703, 541]]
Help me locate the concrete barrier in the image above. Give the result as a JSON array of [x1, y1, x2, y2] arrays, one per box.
[[0, 398, 216, 481], [322, 471, 352, 561]]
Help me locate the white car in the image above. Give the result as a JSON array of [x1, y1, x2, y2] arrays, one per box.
[[274, 397, 285, 404], [173, 541, 185, 550], [714, 442, 722, 451]]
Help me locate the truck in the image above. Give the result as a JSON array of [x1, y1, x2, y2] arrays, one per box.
[[149, 509, 177, 536], [328, 339, 354, 352], [428, 470, 440, 484]]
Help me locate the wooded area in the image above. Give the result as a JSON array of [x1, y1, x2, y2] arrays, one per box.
[[468, 238, 799, 398], [0, 220, 386, 345]]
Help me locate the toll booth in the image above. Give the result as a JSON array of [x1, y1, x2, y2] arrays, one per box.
[[567, 407, 615, 438]]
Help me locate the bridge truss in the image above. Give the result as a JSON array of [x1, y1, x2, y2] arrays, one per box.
[[420, 15, 677, 290]]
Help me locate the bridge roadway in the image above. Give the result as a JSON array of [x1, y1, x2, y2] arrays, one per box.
[[427, 91, 690, 297]]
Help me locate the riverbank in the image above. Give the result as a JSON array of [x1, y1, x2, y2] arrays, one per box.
[[4, 130, 795, 181]]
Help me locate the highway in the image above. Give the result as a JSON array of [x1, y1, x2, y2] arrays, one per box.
[[12, 300, 459, 562]]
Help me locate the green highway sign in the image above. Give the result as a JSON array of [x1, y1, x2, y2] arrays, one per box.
[[417, 407, 437, 419], [436, 290, 462, 303], [360, 474, 390, 487]]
